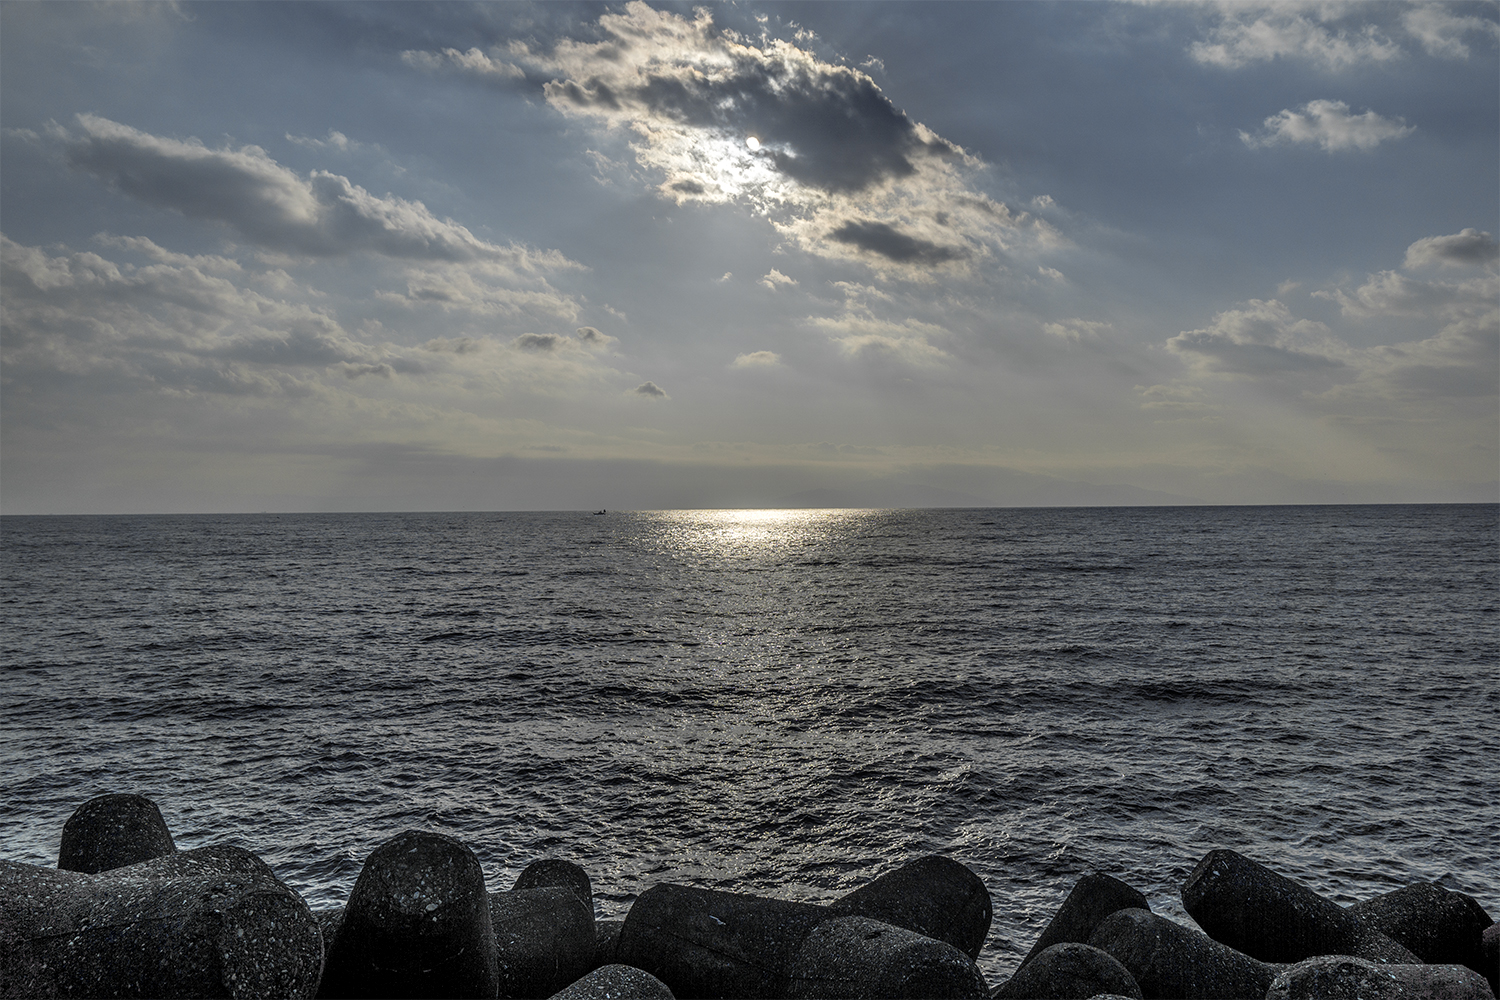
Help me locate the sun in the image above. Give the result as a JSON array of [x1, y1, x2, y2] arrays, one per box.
[[745, 136, 760, 151]]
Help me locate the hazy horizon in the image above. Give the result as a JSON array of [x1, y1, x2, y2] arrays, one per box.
[[3, 2, 1496, 515]]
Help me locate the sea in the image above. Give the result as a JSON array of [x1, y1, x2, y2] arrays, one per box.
[[2, 504, 1497, 986]]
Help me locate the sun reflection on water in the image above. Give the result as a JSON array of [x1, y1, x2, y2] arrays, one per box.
[[646, 507, 880, 560]]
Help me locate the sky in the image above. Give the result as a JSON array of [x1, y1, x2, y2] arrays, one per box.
[[2, 1, 1496, 513]]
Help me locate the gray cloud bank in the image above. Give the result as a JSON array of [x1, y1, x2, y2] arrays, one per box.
[[55, 114, 525, 262]]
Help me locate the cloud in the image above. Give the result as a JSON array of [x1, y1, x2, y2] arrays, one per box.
[[575, 326, 617, 349], [54, 114, 548, 262], [1188, 6, 1404, 70], [633, 381, 667, 397], [828, 219, 970, 265], [403, 47, 524, 80], [1402, 5, 1500, 60], [0, 233, 404, 397], [1403, 228, 1499, 269], [407, 3, 1042, 279], [1240, 100, 1413, 152], [1170, 236, 1498, 413], [1168, 299, 1345, 375], [760, 269, 798, 290], [1043, 318, 1110, 342], [731, 351, 781, 368], [514, 332, 564, 352]]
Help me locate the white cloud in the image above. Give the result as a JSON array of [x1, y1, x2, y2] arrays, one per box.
[[1240, 100, 1413, 152], [633, 381, 668, 398], [1402, 228, 1499, 270], [1043, 318, 1110, 342], [1170, 235, 1498, 411], [406, 2, 1049, 280], [402, 47, 524, 79], [1188, 6, 1404, 70], [732, 350, 781, 368], [1168, 299, 1345, 376], [1402, 4, 1500, 59], [760, 269, 797, 290]]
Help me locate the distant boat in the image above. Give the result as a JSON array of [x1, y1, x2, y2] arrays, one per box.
[[593, 509, 606, 515]]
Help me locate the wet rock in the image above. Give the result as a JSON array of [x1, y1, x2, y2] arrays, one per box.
[[992, 942, 1142, 999], [0, 844, 322, 999], [1483, 924, 1499, 996], [514, 860, 593, 907], [593, 918, 624, 970], [1088, 907, 1278, 1000], [1350, 883, 1493, 981], [786, 914, 989, 999], [57, 793, 176, 874], [549, 964, 675, 1000], [491, 885, 596, 999], [1181, 848, 1417, 964], [830, 855, 992, 961], [1265, 955, 1496, 1000], [314, 907, 344, 966], [1017, 873, 1152, 969], [318, 830, 497, 999], [616, 884, 833, 999]]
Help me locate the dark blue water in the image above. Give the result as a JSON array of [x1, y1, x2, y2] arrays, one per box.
[[3, 505, 1496, 984]]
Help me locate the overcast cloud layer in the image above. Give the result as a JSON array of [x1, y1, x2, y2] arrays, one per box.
[[2, 1, 1496, 512]]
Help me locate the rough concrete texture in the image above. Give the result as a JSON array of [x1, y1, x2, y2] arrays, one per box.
[[548, 964, 675, 1000], [1182, 848, 1417, 964], [1351, 883, 1493, 981], [992, 942, 1143, 999], [830, 855, 993, 962], [1018, 874, 1152, 969], [616, 884, 834, 999], [1265, 955, 1497, 1000], [0, 844, 322, 999], [491, 885, 596, 999], [1483, 924, 1499, 996], [57, 793, 177, 875], [1088, 907, 1278, 1000], [593, 919, 624, 970], [786, 915, 989, 999], [514, 859, 593, 907], [318, 830, 497, 999]]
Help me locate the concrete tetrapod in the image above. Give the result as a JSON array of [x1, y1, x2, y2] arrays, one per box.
[[57, 793, 177, 874], [616, 885, 834, 999], [830, 855, 992, 962], [318, 830, 498, 1000], [1181, 848, 1417, 965], [785, 915, 989, 999], [491, 885, 596, 999], [1088, 907, 1279, 1000], [1264, 955, 1497, 1000], [1349, 882, 1494, 985], [1016, 873, 1152, 969], [548, 964, 675, 1000], [0, 845, 322, 999], [514, 859, 593, 906], [993, 942, 1143, 1000]]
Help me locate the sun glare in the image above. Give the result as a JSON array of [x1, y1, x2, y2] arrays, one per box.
[[745, 136, 761, 151]]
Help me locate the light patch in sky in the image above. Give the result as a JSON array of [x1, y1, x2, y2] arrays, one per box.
[[1241, 100, 1414, 152]]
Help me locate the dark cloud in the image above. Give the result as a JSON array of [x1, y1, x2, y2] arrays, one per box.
[[58, 115, 512, 261], [828, 219, 970, 265], [634, 380, 666, 397], [546, 53, 955, 196], [514, 333, 563, 351], [575, 326, 609, 345]]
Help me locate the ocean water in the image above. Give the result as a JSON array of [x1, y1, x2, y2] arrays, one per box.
[[2, 504, 1497, 985]]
